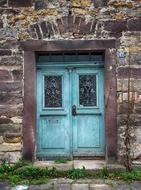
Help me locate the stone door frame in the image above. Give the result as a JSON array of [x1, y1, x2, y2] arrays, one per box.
[[20, 39, 117, 162]]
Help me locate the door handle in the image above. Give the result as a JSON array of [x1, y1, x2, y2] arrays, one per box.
[[72, 105, 77, 116]]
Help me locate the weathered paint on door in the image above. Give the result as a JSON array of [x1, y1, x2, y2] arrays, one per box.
[[37, 69, 71, 158], [72, 68, 104, 156], [36, 57, 105, 159]]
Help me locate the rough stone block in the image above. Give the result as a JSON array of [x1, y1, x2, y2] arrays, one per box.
[[0, 0, 8, 7], [0, 92, 22, 104], [0, 136, 4, 144], [57, 16, 75, 35], [79, 19, 95, 34], [8, 0, 32, 7], [46, 22, 55, 37], [132, 115, 141, 126], [0, 117, 12, 124], [11, 117, 22, 124], [0, 104, 23, 118], [94, 0, 105, 8], [56, 18, 65, 34], [72, 0, 93, 8], [118, 102, 134, 114], [33, 24, 43, 39], [117, 68, 141, 79], [130, 53, 141, 65], [0, 56, 23, 66], [0, 49, 12, 56], [29, 184, 53, 190], [0, 21, 3, 29], [60, 16, 74, 33], [55, 184, 71, 190], [0, 82, 22, 92], [40, 21, 49, 39], [3, 152, 21, 163], [35, 0, 48, 10], [135, 106, 141, 114], [72, 16, 82, 34], [4, 133, 21, 143], [128, 18, 141, 31], [12, 70, 23, 81], [104, 20, 127, 33], [0, 39, 18, 49], [72, 184, 89, 190], [0, 70, 12, 81], [90, 184, 112, 190], [0, 123, 21, 135], [0, 143, 22, 152], [28, 25, 37, 39]]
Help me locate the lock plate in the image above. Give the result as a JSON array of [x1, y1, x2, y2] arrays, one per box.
[[72, 105, 77, 116]]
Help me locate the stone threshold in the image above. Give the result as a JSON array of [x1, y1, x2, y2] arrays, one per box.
[[34, 160, 126, 171]]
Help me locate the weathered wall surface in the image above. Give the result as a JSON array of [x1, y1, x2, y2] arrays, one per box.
[[0, 0, 141, 163]]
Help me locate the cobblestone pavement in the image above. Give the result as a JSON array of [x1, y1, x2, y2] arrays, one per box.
[[1, 180, 141, 190]]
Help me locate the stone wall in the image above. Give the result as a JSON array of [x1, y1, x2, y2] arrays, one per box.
[[0, 0, 141, 163]]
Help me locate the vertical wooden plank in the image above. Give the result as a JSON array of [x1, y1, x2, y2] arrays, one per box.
[[23, 51, 36, 161], [105, 49, 117, 162]]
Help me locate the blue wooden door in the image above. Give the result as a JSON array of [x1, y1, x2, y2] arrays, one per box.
[[36, 62, 105, 159], [36, 69, 71, 158], [72, 68, 105, 156]]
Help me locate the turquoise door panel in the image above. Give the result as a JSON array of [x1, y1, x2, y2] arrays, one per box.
[[40, 117, 66, 149], [36, 63, 105, 159], [72, 68, 105, 156], [77, 115, 100, 148], [37, 69, 71, 158]]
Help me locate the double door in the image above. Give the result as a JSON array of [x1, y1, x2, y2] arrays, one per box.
[[36, 66, 104, 159]]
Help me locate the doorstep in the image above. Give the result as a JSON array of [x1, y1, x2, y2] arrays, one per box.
[[34, 160, 122, 170], [73, 160, 106, 170], [34, 160, 127, 171], [34, 160, 73, 171]]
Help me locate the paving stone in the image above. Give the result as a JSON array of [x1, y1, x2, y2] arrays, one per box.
[[0, 182, 11, 190], [131, 182, 141, 190], [11, 185, 28, 190], [90, 184, 112, 190], [27, 182, 141, 190], [72, 184, 89, 190], [116, 184, 131, 190], [55, 184, 71, 190], [29, 184, 52, 190]]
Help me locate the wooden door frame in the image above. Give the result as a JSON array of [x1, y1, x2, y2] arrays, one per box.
[[21, 39, 117, 162]]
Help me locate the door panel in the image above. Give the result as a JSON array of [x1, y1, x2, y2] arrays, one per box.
[[40, 117, 65, 149], [72, 68, 104, 156], [77, 115, 100, 148], [37, 66, 105, 159], [37, 69, 71, 158]]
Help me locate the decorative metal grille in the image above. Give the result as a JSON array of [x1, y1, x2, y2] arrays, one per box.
[[44, 76, 62, 107], [79, 75, 97, 107]]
